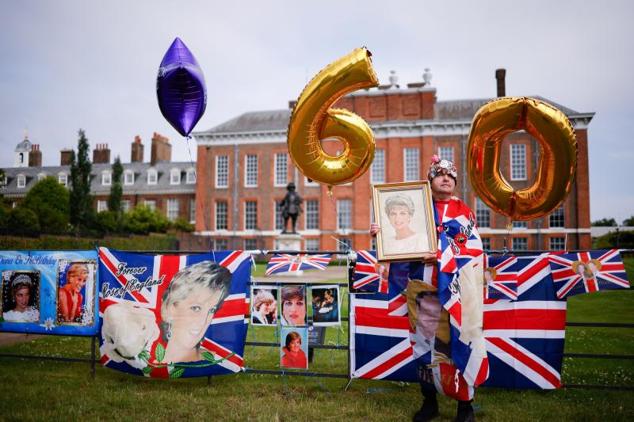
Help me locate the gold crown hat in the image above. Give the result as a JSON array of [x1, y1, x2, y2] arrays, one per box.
[[428, 154, 458, 181]]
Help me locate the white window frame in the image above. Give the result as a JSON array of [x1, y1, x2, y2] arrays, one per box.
[[550, 237, 566, 251], [244, 238, 257, 250], [438, 146, 454, 162], [275, 201, 284, 231], [244, 154, 258, 187], [37, 173, 47, 182], [144, 199, 156, 211], [305, 238, 319, 252], [189, 198, 196, 223], [215, 201, 228, 231], [404, 148, 419, 182], [124, 170, 135, 186], [274, 153, 288, 187], [147, 169, 158, 185], [170, 168, 181, 185], [337, 199, 352, 231], [215, 155, 229, 188], [475, 198, 490, 228], [305, 199, 319, 230], [244, 201, 257, 230], [371, 149, 385, 184], [121, 200, 131, 213], [58, 173, 68, 187], [97, 200, 108, 213], [17, 174, 26, 189], [166, 198, 179, 221], [101, 171, 112, 186], [510, 144, 527, 181], [186, 168, 196, 184], [549, 206, 565, 228], [512, 237, 528, 251]]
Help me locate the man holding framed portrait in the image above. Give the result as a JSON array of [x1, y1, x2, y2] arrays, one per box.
[[370, 156, 485, 422]]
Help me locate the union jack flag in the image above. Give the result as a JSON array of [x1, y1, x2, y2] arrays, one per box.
[[350, 287, 418, 381], [98, 248, 251, 378], [549, 249, 630, 299], [484, 255, 518, 300], [265, 253, 331, 276], [351, 250, 389, 294]]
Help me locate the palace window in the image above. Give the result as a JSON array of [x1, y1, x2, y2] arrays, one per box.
[[371, 149, 385, 183], [274, 153, 288, 187], [245, 201, 257, 230], [216, 201, 228, 230], [404, 148, 419, 182], [245, 154, 258, 187], [216, 156, 229, 188], [510, 144, 527, 181]]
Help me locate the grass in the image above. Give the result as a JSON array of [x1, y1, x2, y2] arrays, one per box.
[[0, 260, 633, 420]]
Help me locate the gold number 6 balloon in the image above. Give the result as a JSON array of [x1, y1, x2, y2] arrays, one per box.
[[467, 97, 577, 221], [287, 48, 379, 188]]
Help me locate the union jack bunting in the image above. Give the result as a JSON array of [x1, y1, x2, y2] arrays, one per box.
[[484, 255, 518, 300], [98, 248, 251, 378], [549, 249, 630, 299], [265, 253, 331, 276], [351, 250, 389, 294]]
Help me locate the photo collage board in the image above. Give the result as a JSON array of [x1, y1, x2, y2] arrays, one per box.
[[250, 283, 341, 370]]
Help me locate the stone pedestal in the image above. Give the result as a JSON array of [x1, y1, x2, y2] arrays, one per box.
[[274, 233, 303, 276]]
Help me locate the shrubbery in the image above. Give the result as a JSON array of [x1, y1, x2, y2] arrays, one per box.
[[593, 230, 634, 249]]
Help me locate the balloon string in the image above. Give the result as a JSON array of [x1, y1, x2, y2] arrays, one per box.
[[185, 136, 196, 179]]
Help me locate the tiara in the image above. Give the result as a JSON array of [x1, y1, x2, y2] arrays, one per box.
[[12, 274, 33, 287]]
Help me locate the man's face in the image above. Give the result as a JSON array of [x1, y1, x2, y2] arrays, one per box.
[[430, 173, 456, 197]]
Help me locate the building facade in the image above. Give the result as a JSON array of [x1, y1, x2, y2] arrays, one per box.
[[2, 133, 197, 224], [193, 73, 594, 252]]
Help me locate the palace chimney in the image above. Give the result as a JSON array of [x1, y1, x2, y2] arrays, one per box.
[[151, 132, 172, 165], [60, 149, 73, 166], [93, 143, 111, 164], [131, 135, 144, 163], [495, 68, 506, 97], [28, 144, 42, 167]]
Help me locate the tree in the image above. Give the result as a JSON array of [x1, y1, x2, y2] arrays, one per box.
[[8, 207, 40, 237], [591, 218, 617, 227], [23, 177, 70, 234], [623, 216, 634, 227], [108, 156, 123, 214], [69, 129, 93, 231], [123, 205, 170, 234]]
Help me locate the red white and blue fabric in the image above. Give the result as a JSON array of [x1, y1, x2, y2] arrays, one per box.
[[433, 198, 487, 388], [483, 255, 567, 389], [351, 250, 389, 294], [548, 249, 629, 299], [484, 255, 518, 300], [265, 253, 331, 276], [350, 285, 418, 381], [98, 248, 251, 378]]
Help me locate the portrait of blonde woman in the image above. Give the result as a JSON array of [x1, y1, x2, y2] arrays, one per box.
[[380, 193, 429, 256]]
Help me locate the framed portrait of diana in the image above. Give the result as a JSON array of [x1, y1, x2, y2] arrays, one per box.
[[372, 181, 438, 262]]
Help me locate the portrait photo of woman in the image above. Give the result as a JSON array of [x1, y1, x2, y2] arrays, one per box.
[[280, 285, 306, 327], [280, 328, 308, 370], [2, 271, 40, 323], [251, 287, 278, 325], [57, 262, 93, 324], [160, 261, 232, 363], [382, 193, 429, 255]]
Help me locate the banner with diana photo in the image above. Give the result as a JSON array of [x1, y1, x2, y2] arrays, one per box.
[[98, 248, 252, 378], [0, 250, 99, 335]]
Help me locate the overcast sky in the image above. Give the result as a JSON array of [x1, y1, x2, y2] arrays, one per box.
[[1, 0, 632, 222]]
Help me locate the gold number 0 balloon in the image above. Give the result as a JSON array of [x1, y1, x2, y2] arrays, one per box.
[[287, 48, 379, 187], [467, 97, 577, 221]]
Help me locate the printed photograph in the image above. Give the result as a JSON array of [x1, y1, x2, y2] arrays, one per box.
[[372, 181, 438, 262], [280, 285, 306, 327], [57, 260, 97, 325], [250, 286, 278, 325], [280, 326, 308, 370], [311, 285, 340, 326], [1, 271, 41, 323]]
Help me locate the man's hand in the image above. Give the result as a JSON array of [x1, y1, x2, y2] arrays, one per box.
[[369, 223, 380, 237], [421, 252, 437, 264]]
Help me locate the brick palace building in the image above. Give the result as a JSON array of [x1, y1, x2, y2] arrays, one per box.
[[192, 70, 594, 252]]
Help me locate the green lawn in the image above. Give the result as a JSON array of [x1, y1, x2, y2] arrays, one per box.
[[0, 259, 632, 420]]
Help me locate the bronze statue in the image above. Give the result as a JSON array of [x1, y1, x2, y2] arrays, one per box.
[[280, 182, 302, 234]]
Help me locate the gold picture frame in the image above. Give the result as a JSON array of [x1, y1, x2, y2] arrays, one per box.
[[372, 181, 438, 262]]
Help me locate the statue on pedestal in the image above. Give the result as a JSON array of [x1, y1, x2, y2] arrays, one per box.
[[280, 182, 302, 234]]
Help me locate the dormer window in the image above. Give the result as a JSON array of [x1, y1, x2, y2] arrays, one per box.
[[58, 173, 68, 187], [124, 170, 135, 186], [170, 168, 181, 185], [17, 174, 26, 189], [147, 169, 158, 185], [37, 173, 47, 182], [0, 174, 6, 186], [102, 171, 112, 186], [186, 168, 196, 184]]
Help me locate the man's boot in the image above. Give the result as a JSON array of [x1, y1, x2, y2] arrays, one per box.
[[413, 384, 439, 422], [454, 400, 475, 422]]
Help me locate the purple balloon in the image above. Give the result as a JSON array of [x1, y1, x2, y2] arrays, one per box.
[[157, 38, 207, 137]]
